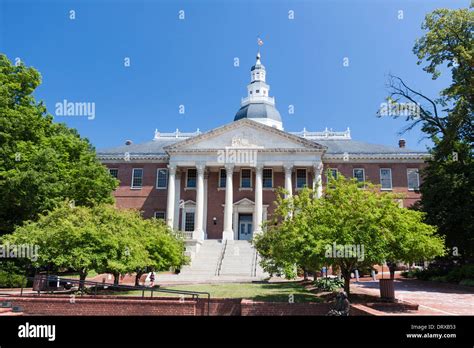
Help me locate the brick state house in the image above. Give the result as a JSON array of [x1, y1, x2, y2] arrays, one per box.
[[97, 51, 427, 248]]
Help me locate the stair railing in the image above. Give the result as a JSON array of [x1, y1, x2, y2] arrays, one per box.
[[215, 240, 227, 276], [252, 247, 258, 277]]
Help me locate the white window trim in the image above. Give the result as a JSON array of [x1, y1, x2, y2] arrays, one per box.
[[185, 168, 197, 190], [131, 168, 143, 189], [240, 168, 253, 189], [295, 168, 308, 190], [380, 168, 393, 190], [156, 168, 168, 189], [407, 168, 420, 191], [154, 211, 166, 219], [327, 168, 338, 184], [108, 168, 118, 178], [262, 168, 274, 189], [218, 168, 226, 189], [181, 204, 196, 232], [353, 168, 365, 182]]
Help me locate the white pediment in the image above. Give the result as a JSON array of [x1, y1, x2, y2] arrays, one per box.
[[164, 119, 324, 153]]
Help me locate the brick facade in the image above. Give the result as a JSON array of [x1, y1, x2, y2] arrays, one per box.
[[0, 296, 374, 316], [105, 161, 425, 238]]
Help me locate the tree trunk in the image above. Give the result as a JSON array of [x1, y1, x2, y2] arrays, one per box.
[[113, 272, 120, 286], [387, 262, 396, 280], [303, 268, 308, 281], [343, 275, 351, 296], [135, 271, 143, 286], [341, 268, 351, 296], [79, 270, 87, 290]]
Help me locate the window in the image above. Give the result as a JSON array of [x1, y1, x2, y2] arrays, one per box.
[[131, 168, 143, 189], [108, 168, 118, 179], [256, 89, 260, 94], [156, 168, 168, 189], [327, 169, 338, 183], [296, 169, 307, 189], [407, 169, 419, 190], [263, 168, 273, 188], [241, 169, 252, 188], [353, 168, 365, 183], [219, 169, 226, 188], [184, 212, 195, 232], [380, 168, 392, 190], [154, 211, 165, 220], [187, 169, 197, 188]]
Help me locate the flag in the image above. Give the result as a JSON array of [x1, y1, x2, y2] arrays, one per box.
[[257, 38, 264, 46]]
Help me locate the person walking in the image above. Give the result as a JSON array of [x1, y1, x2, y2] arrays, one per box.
[[149, 272, 155, 288]]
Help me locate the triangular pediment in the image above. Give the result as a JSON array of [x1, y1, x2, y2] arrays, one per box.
[[164, 119, 325, 153], [234, 198, 255, 206]]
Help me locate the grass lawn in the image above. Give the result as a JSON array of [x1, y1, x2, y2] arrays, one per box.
[[113, 281, 321, 303]]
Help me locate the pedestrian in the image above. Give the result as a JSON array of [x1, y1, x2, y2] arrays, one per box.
[[149, 272, 155, 288]]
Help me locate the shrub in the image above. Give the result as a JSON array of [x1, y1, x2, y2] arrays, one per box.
[[314, 277, 344, 292], [414, 267, 447, 280], [0, 271, 27, 288], [401, 270, 419, 278], [459, 279, 474, 287], [446, 265, 474, 283], [429, 275, 448, 283], [410, 264, 474, 284]]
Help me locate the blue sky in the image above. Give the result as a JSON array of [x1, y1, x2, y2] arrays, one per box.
[[0, 0, 469, 150]]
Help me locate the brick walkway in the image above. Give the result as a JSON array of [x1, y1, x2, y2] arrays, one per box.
[[351, 278, 474, 315]]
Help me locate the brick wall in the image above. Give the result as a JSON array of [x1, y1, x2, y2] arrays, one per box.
[[240, 299, 332, 316], [0, 296, 196, 316], [105, 162, 425, 233], [1, 296, 375, 316], [108, 162, 168, 218]]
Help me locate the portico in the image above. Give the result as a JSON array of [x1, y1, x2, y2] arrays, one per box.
[[164, 156, 324, 241]]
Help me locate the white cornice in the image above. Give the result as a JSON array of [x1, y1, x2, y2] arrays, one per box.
[[163, 119, 327, 153], [97, 155, 168, 162], [324, 153, 429, 163]]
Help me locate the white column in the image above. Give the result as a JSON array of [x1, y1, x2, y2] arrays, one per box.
[[166, 165, 177, 229], [284, 164, 293, 198], [254, 165, 263, 234], [313, 162, 323, 198], [173, 170, 181, 230], [203, 171, 208, 239], [222, 164, 234, 240], [193, 164, 205, 240]]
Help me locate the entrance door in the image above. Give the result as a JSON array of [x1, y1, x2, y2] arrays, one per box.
[[238, 214, 253, 240]]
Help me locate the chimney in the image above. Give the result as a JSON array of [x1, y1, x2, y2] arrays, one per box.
[[398, 139, 406, 148], [125, 140, 133, 145]]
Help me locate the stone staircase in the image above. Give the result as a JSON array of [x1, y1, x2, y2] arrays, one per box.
[[0, 301, 23, 316], [219, 240, 259, 277], [156, 239, 269, 283], [177, 240, 224, 279]]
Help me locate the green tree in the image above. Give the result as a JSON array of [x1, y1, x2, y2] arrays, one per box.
[[2, 202, 187, 288], [0, 54, 117, 235], [380, 7, 473, 261], [254, 175, 445, 296], [2, 202, 108, 288]]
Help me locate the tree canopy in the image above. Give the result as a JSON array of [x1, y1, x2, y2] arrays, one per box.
[[381, 7, 473, 261], [0, 54, 117, 234], [254, 175, 445, 295], [1, 202, 188, 286]]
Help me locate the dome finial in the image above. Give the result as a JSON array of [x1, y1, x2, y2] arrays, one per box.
[[257, 37, 264, 63]]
